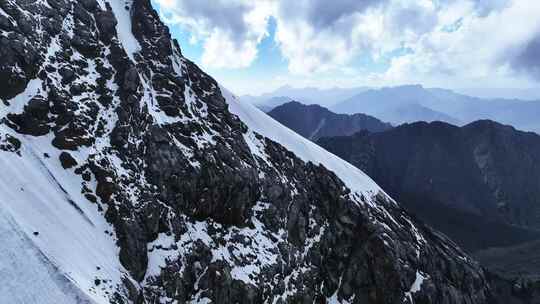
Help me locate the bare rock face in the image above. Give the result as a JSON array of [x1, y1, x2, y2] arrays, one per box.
[[59, 151, 78, 169], [0, 0, 527, 303]]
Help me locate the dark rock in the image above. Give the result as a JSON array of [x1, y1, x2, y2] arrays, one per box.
[[0, 134, 21, 153], [95, 9, 117, 44], [82, 171, 92, 182], [59, 67, 76, 84], [6, 100, 51, 136], [73, 2, 93, 26], [52, 124, 94, 150], [69, 83, 85, 95], [80, 0, 98, 11], [71, 25, 101, 58], [88, 160, 116, 204], [85, 193, 97, 203], [115, 209, 148, 282], [0, 34, 41, 99], [26, 97, 50, 119], [122, 67, 140, 93], [59, 152, 77, 169]]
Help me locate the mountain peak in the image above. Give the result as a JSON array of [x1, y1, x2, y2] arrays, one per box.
[[0, 1, 513, 303], [269, 101, 391, 140]]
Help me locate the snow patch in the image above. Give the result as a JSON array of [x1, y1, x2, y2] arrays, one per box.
[[107, 0, 141, 62], [309, 118, 326, 140], [2, 78, 43, 116], [404, 271, 428, 303], [0, 6, 10, 18], [0, 209, 96, 304]]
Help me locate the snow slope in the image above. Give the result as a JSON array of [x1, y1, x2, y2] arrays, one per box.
[[222, 87, 384, 204], [0, 208, 96, 304], [0, 128, 125, 304], [106, 0, 141, 62]]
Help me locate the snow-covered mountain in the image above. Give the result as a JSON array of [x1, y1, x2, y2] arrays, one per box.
[[0, 0, 525, 303]]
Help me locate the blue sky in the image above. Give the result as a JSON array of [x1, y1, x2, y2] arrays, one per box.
[[153, 3, 289, 94], [152, 0, 540, 96]]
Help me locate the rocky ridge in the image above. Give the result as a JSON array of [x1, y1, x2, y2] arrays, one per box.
[[0, 0, 514, 303]]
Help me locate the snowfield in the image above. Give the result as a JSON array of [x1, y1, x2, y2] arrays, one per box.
[[0, 128, 125, 304]]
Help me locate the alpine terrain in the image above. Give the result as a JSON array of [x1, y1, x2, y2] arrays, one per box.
[[331, 85, 540, 134], [0, 0, 531, 303]]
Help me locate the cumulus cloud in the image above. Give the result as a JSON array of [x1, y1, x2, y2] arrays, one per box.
[[156, 0, 540, 86], [383, 0, 540, 85], [273, 0, 384, 73], [155, 0, 273, 68], [510, 33, 540, 80], [280, 0, 383, 29], [471, 0, 511, 16], [273, 0, 448, 74]]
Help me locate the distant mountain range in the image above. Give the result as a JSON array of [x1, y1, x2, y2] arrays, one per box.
[[262, 97, 540, 284], [254, 96, 294, 112], [455, 88, 540, 101], [244, 84, 540, 134], [241, 85, 369, 109], [269, 101, 540, 252], [268, 101, 391, 140], [331, 85, 540, 134], [317, 120, 540, 252]]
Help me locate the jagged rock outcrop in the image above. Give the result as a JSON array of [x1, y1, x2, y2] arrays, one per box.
[[0, 0, 526, 303]]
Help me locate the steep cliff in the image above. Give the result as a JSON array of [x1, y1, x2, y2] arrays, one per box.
[[0, 0, 507, 303]]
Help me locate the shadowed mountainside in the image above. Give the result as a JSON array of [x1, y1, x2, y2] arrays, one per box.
[[268, 101, 392, 140], [318, 120, 540, 252]]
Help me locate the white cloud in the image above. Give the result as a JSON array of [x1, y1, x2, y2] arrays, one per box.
[[156, 0, 540, 89], [273, 0, 386, 74], [155, 0, 274, 69], [383, 0, 540, 86]]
